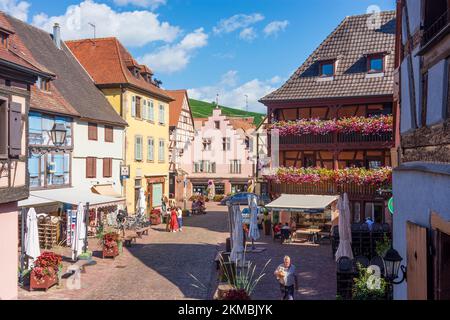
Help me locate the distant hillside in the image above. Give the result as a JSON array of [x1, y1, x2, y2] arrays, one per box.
[[189, 99, 265, 126]]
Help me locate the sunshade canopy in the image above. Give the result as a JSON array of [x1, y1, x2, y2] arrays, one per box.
[[266, 194, 339, 213]]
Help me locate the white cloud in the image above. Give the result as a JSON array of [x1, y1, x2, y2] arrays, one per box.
[[263, 20, 289, 37], [32, 0, 180, 47], [0, 0, 30, 21], [113, 0, 166, 10], [239, 27, 257, 42], [213, 13, 264, 35], [220, 70, 238, 87], [139, 28, 208, 74], [188, 71, 280, 113]]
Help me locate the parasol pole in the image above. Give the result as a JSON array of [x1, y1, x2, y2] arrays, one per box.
[[19, 207, 26, 287]]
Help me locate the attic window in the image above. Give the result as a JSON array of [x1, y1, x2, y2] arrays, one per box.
[[36, 77, 51, 91], [367, 55, 384, 73], [0, 32, 9, 48], [319, 61, 335, 77]]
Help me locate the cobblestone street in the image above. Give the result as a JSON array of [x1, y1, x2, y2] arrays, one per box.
[[19, 203, 336, 300]]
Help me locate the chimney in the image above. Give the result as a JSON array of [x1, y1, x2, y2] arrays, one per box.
[[53, 23, 61, 50]]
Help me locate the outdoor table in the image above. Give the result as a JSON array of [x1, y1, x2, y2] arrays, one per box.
[[296, 228, 322, 243]]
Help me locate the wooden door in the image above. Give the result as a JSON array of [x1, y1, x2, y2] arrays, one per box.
[[434, 230, 450, 300], [406, 221, 429, 300]]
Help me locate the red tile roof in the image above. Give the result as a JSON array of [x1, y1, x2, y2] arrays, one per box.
[[66, 38, 173, 102], [167, 89, 194, 127]]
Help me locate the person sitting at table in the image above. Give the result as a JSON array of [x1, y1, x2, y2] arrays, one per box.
[[281, 223, 291, 243], [274, 223, 282, 239]]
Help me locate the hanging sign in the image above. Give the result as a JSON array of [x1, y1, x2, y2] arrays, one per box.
[[388, 197, 394, 215], [120, 165, 130, 179]]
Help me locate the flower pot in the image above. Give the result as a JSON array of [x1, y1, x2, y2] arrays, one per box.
[[102, 244, 119, 259], [150, 214, 161, 225], [30, 270, 58, 292]]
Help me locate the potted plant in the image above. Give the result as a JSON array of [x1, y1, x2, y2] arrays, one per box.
[[30, 252, 63, 291], [352, 264, 389, 300], [102, 232, 120, 259], [150, 209, 162, 225]]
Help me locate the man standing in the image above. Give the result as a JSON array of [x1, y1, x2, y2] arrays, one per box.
[[274, 256, 298, 300], [177, 207, 183, 232]]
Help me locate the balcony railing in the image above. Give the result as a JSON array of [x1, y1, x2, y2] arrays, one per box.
[[423, 10, 449, 45], [270, 181, 386, 198]]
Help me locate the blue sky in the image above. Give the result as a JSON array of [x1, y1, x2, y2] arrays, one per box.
[[1, 0, 396, 112]]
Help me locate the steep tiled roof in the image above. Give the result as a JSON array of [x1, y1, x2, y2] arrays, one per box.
[[167, 89, 193, 127], [261, 11, 396, 103], [66, 38, 173, 102], [6, 15, 127, 126]]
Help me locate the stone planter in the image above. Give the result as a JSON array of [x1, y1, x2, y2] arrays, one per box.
[[30, 271, 58, 292]]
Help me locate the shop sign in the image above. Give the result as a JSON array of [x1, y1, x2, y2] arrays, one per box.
[[120, 165, 130, 179], [388, 197, 394, 215]]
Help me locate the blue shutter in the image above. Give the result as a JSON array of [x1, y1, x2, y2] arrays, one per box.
[[152, 183, 163, 207]]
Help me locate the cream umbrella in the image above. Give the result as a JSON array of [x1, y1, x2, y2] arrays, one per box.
[[248, 195, 260, 248], [230, 205, 244, 263], [137, 188, 146, 218], [24, 208, 40, 268], [71, 203, 86, 261], [335, 193, 354, 261]]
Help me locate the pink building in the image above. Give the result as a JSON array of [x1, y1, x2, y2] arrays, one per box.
[[0, 14, 47, 299], [179, 108, 256, 197]]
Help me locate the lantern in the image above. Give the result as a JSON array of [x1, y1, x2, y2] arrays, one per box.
[[383, 247, 407, 284], [50, 123, 67, 146]]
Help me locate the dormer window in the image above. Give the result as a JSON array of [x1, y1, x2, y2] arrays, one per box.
[[319, 60, 335, 77], [36, 77, 51, 91], [367, 55, 384, 73], [0, 32, 9, 49]]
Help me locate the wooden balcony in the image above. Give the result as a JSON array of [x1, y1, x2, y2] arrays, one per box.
[[270, 181, 390, 200], [279, 132, 393, 150], [422, 10, 449, 46]]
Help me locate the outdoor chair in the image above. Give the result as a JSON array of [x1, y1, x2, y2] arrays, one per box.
[[382, 223, 391, 233], [360, 226, 372, 258], [337, 257, 355, 300], [281, 229, 291, 244], [337, 256, 354, 273], [372, 223, 383, 233], [353, 256, 370, 269], [273, 226, 282, 243]]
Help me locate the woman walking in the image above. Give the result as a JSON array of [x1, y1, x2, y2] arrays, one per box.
[[169, 207, 179, 232]]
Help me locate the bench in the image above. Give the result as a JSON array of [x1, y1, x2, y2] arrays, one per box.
[[67, 259, 96, 275]]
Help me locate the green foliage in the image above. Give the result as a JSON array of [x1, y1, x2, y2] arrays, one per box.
[[375, 234, 392, 257], [189, 99, 265, 126], [352, 264, 388, 300]]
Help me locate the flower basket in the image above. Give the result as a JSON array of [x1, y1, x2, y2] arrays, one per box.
[[102, 232, 120, 259], [102, 245, 119, 259], [30, 270, 58, 291], [29, 252, 62, 291]]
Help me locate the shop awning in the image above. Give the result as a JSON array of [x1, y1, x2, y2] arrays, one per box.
[[266, 194, 339, 213], [91, 184, 122, 198], [22, 187, 125, 207], [18, 195, 58, 208]]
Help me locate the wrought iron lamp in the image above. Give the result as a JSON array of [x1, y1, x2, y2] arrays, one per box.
[[383, 247, 407, 284], [50, 123, 67, 146]]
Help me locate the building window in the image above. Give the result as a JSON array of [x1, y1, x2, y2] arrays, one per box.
[[202, 138, 212, 151], [319, 61, 335, 77], [367, 55, 384, 73], [0, 99, 7, 159], [103, 158, 112, 178], [136, 96, 142, 119], [159, 104, 165, 125], [104, 125, 114, 143], [29, 152, 70, 188], [88, 123, 98, 141], [142, 99, 147, 120], [194, 161, 216, 173], [158, 139, 165, 162], [135, 136, 143, 161], [86, 157, 97, 178], [36, 77, 51, 91], [215, 121, 220, 129], [423, 0, 448, 44], [230, 160, 242, 174], [0, 32, 9, 48], [222, 137, 231, 151], [147, 137, 154, 162], [29, 112, 72, 147], [148, 100, 154, 121], [303, 154, 316, 168]]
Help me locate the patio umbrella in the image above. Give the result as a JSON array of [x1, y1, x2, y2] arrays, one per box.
[[230, 205, 244, 263], [335, 193, 354, 261], [248, 195, 260, 247], [24, 208, 40, 268], [137, 187, 146, 218], [72, 202, 86, 261]]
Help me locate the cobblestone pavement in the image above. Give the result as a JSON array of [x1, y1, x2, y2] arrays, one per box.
[[19, 203, 336, 300]]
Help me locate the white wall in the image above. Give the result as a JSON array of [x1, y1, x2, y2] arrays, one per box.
[[427, 59, 448, 125], [72, 120, 124, 195], [393, 163, 450, 300]]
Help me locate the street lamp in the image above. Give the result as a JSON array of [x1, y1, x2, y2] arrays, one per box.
[[50, 123, 67, 146], [383, 247, 407, 284]]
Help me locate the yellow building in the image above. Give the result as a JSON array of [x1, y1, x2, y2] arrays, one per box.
[[67, 38, 173, 213]]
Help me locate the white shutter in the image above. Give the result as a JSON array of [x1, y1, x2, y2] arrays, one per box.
[[131, 96, 136, 117], [142, 100, 147, 120], [149, 101, 154, 121]]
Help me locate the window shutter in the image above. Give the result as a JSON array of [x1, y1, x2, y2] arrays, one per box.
[[142, 100, 147, 120], [136, 96, 141, 119], [105, 126, 114, 142], [9, 102, 22, 157], [131, 96, 136, 117], [149, 101, 154, 121], [86, 157, 97, 178], [103, 158, 112, 178], [0, 100, 8, 158], [88, 123, 98, 141]]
